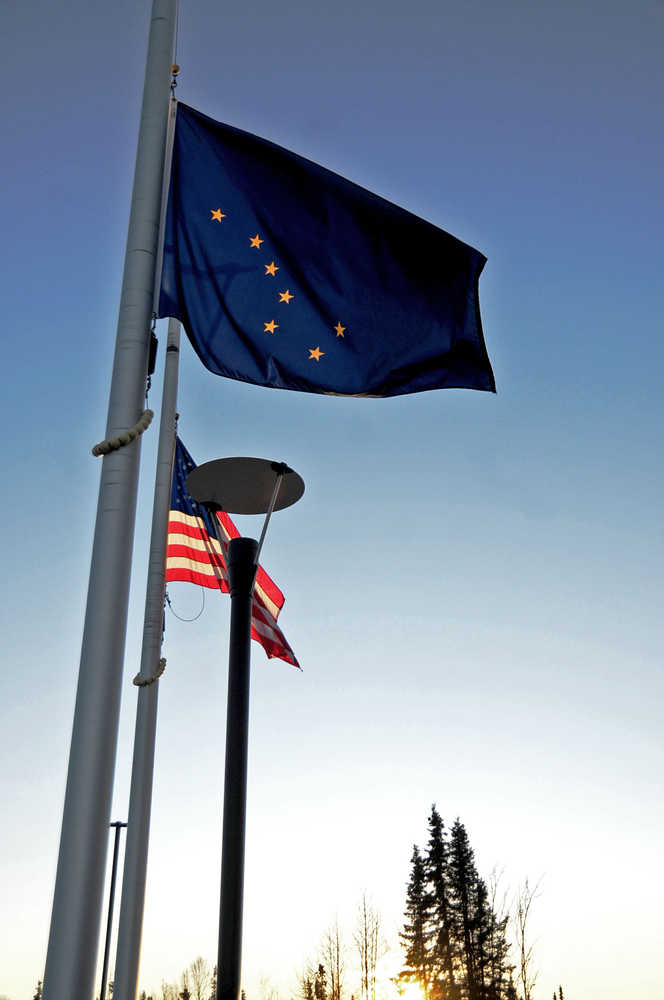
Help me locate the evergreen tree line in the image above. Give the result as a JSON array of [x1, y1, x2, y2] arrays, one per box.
[[399, 807, 516, 1000], [28, 822, 565, 1000]]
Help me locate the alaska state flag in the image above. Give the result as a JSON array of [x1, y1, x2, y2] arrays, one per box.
[[158, 102, 495, 398]]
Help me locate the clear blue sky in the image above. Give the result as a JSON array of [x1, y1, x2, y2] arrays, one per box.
[[1, 1, 662, 999]]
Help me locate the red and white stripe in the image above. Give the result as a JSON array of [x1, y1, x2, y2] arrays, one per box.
[[165, 509, 298, 667]]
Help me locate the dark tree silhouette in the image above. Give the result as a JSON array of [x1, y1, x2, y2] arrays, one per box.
[[399, 845, 432, 998], [447, 819, 479, 999], [314, 964, 328, 1000], [400, 811, 515, 1000], [426, 807, 457, 1000], [298, 972, 314, 1000]]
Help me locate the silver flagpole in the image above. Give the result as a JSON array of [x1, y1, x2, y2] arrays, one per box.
[[42, 3, 177, 999], [113, 318, 181, 1000]]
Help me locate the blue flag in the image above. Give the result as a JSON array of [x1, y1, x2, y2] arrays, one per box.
[[158, 103, 495, 397]]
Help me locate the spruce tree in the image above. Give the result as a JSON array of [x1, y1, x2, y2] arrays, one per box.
[[505, 980, 518, 1000], [314, 964, 328, 1000], [447, 820, 478, 1000], [400, 845, 432, 998], [401, 811, 516, 1000], [425, 806, 457, 1000], [33, 983, 43, 1000], [472, 877, 491, 999]]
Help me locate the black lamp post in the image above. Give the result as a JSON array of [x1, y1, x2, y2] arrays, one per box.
[[186, 457, 304, 1000], [100, 820, 127, 1000]]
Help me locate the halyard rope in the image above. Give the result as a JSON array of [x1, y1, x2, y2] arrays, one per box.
[[91, 409, 154, 457], [133, 657, 166, 687]]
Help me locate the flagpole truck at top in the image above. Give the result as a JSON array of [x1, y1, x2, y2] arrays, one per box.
[[42, 3, 177, 998]]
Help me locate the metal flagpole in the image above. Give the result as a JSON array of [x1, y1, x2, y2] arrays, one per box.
[[42, 4, 176, 998], [100, 822, 128, 1000], [113, 318, 181, 1000]]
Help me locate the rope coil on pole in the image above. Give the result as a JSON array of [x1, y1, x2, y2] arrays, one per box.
[[133, 657, 166, 687], [92, 410, 154, 457]]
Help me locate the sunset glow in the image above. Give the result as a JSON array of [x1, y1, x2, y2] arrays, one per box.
[[398, 982, 427, 1000]]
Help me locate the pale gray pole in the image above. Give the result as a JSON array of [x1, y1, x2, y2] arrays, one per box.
[[42, 4, 177, 999], [113, 318, 181, 1000]]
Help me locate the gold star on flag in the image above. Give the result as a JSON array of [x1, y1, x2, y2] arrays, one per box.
[[308, 346, 324, 361], [250, 234, 264, 248], [264, 320, 279, 334], [334, 322, 346, 337], [279, 289, 294, 304], [210, 208, 226, 222], [265, 261, 279, 276]]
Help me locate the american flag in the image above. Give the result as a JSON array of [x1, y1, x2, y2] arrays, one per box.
[[166, 436, 299, 668]]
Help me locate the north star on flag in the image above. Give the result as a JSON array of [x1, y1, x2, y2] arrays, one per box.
[[158, 102, 495, 398], [166, 436, 299, 668]]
